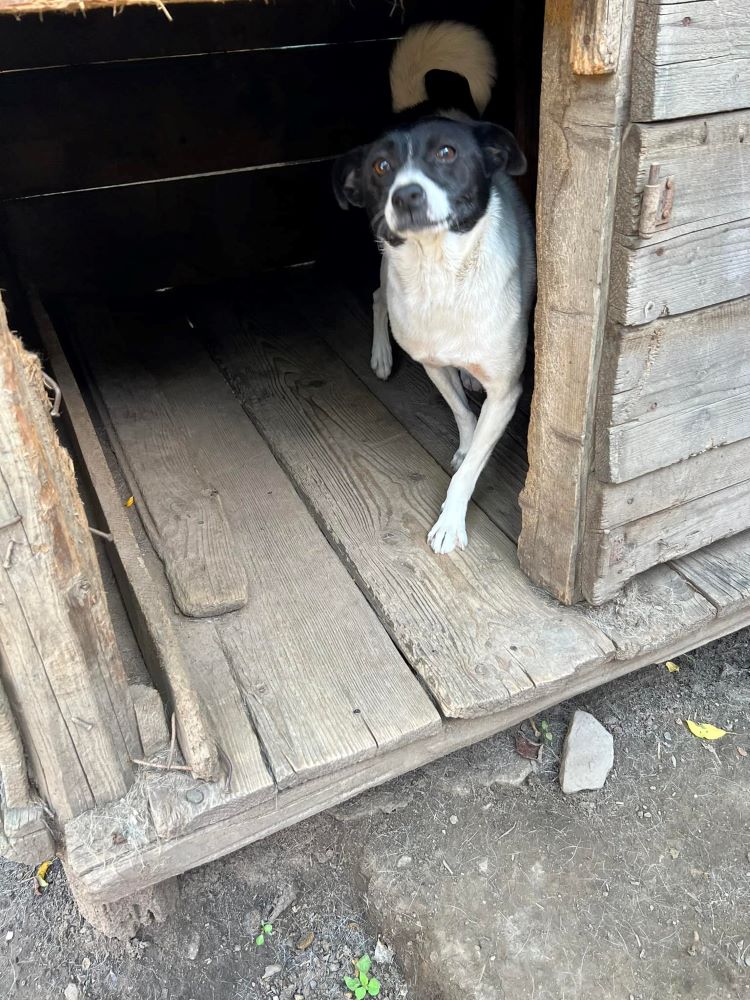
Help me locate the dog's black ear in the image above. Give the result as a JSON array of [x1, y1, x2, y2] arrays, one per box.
[[473, 123, 527, 177], [332, 147, 366, 210]]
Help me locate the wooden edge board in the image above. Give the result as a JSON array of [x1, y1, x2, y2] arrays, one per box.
[[673, 529, 750, 618], [26, 289, 222, 782], [64, 597, 750, 904]]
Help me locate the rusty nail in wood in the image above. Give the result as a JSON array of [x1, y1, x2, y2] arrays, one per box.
[[42, 374, 62, 417], [89, 526, 114, 542]]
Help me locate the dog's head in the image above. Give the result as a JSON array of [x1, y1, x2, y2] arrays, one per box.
[[332, 119, 525, 245]]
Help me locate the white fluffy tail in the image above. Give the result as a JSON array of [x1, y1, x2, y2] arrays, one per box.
[[389, 21, 496, 115]]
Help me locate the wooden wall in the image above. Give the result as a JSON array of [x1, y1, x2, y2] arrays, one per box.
[[0, 0, 400, 293], [581, 1, 750, 603], [0, 0, 540, 295]]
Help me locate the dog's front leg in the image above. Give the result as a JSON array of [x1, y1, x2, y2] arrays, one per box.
[[371, 255, 392, 380], [428, 381, 522, 554], [423, 364, 477, 471]]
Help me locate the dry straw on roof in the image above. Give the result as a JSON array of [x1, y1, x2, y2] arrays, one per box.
[[0, 0, 234, 16]]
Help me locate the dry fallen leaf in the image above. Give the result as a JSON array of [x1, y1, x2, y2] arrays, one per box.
[[124, 496, 135, 508], [515, 731, 541, 761], [665, 661, 680, 673], [684, 720, 728, 740], [296, 932, 314, 951]]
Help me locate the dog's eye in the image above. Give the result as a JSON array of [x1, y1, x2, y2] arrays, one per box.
[[373, 159, 392, 177], [436, 145, 457, 162]]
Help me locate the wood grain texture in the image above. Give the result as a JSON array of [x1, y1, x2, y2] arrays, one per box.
[[31, 292, 222, 782], [0, 42, 393, 198], [64, 581, 735, 906], [616, 112, 750, 239], [293, 281, 527, 543], [0, 296, 137, 822], [611, 218, 750, 327], [0, 0, 401, 71], [582, 477, 750, 603], [597, 298, 750, 481], [592, 437, 750, 528], [80, 300, 439, 790], [201, 294, 615, 718], [632, 0, 750, 120], [570, 0, 622, 74], [517, 0, 635, 604], [1, 160, 329, 295], [0, 672, 55, 863], [675, 529, 750, 616], [77, 305, 248, 618]]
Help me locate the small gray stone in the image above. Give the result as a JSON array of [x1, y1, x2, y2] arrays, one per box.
[[559, 711, 614, 794], [374, 939, 394, 966], [186, 931, 201, 961], [64, 985, 80, 1000], [262, 965, 282, 980]]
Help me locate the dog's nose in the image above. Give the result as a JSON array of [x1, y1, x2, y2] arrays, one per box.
[[392, 183, 426, 211]]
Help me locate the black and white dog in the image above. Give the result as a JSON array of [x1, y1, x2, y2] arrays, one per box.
[[333, 22, 535, 555]]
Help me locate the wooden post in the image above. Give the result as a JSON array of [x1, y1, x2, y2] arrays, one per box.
[[517, 0, 634, 604], [0, 295, 139, 825]]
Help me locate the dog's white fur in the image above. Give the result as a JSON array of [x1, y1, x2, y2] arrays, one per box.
[[384, 176, 535, 553], [373, 23, 535, 554], [389, 21, 497, 115]]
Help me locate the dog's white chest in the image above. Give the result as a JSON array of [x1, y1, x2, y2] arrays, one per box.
[[385, 225, 508, 372]]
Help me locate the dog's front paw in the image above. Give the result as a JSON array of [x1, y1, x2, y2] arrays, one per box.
[[427, 508, 468, 554], [371, 339, 393, 380]]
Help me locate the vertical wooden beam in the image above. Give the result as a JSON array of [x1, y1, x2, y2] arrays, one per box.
[[0, 295, 139, 823], [517, 0, 634, 604]]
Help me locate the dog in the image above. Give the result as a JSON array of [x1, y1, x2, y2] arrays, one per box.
[[333, 21, 536, 555]]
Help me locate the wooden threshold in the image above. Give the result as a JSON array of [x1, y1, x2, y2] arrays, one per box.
[[30, 271, 749, 903]]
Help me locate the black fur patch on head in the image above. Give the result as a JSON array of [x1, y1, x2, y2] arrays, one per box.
[[332, 118, 525, 244]]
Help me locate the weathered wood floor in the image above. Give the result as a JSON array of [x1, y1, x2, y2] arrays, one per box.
[[40, 269, 750, 903]]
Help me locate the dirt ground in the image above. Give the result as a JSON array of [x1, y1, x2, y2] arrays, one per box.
[[1, 630, 748, 1000]]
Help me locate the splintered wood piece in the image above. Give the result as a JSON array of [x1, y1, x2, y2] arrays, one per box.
[[0, 296, 137, 822], [570, 0, 622, 75]]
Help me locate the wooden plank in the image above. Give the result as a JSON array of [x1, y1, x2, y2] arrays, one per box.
[[516, 0, 636, 604], [0, 0, 400, 71], [675, 529, 750, 616], [30, 291, 223, 782], [197, 294, 616, 718], [75, 300, 440, 790], [130, 683, 170, 760], [0, 674, 56, 864], [63, 576, 733, 906], [611, 218, 750, 327], [0, 296, 138, 822], [616, 112, 750, 239], [76, 305, 248, 619], [632, 0, 750, 120], [597, 299, 750, 481], [570, 0, 622, 74], [582, 476, 750, 603], [291, 280, 527, 543], [592, 437, 750, 528], [1, 160, 328, 295], [0, 42, 393, 199]]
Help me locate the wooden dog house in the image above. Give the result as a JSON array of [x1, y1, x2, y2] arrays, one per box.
[[1, 0, 749, 910]]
